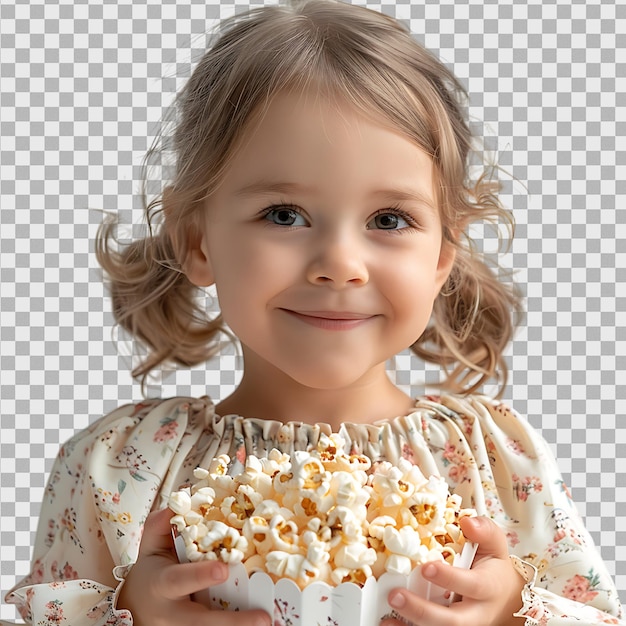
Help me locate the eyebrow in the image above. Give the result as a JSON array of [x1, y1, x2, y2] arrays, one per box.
[[234, 181, 315, 197], [234, 180, 436, 210], [371, 187, 437, 211]]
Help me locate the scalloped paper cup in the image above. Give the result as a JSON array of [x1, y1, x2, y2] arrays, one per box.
[[174, 535, 477, 626]]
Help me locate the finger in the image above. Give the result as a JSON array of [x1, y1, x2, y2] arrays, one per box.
[[138, 508, 177, 556], [209, 608, 271, 626], [420, 560, 492, 601], [176, 601, 270, 626], [384, 588, 465, 626], [157, 560, 230, 600], [460, 516, 509, 560]]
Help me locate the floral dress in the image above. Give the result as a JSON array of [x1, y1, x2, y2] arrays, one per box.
[[3, 395, 624, 626]]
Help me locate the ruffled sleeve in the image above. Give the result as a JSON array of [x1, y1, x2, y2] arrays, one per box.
[[399, 396, 625, 626], [4, 397, 203, 625]]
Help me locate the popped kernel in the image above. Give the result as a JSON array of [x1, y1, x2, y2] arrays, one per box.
[[197, 520, 249, 563], [266, 551, 321, 585], [169, 489, 192, 516]]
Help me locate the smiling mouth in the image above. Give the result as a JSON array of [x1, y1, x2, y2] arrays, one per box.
[[280, 309, 375, 330]]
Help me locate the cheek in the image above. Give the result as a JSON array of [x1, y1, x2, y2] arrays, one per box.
[[385, 254, 439, 293], [211, 249, 285, 320], [381, 261, 440, 319]]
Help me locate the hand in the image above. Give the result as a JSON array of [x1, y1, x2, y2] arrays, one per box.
[[384, 516, 526, 626], [117, 508, 270, 626]]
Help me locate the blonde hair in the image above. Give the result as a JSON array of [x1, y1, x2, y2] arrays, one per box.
[[97, 0, 522, 395]]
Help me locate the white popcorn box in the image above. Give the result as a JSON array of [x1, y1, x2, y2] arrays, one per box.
[[174, 534, 477, 626]]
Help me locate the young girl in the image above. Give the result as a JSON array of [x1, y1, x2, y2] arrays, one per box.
[[4, 1, 623, 625]]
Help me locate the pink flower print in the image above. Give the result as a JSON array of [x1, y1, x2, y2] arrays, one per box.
[[43, 599, 65, 625], [442, 441, 456, 461], [401, 443, 415, 463], [25, 558, 45, 585], [524, 608, 549, 626], [50, 561, 79, 581], [61, 562, 78, 580], [60, 508, 83, 550], [131, 401, 155, 417], [448, 462, 468, 483], [18, 587, 36, 621], [442, 441, 469, 484], [547, 541, 561, 558], [593, 614, 620, 625], [49, 581, 66, 589], [484, 496, 499, 517], [511, 474, 543, 502], [236, 444, 247, 465], [484, 435, 497, 463], [506, 531, 520, 548], [563, 572, 600, 603], [87, 592, 123, 622], [45, 518, 57, 548], [597, 612, 621, 625], [520, 591, 552, 625], [506, 437, 525, 455], [458, 414, 473, 436], [86, 603, 107, 621], [154, 417, 179, 443], [107, 608, 133, 626], [46, 470, 61, 503], [549, 508, 586, 553]]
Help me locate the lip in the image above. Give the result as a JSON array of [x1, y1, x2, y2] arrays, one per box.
[[280, 309, 376, 330]]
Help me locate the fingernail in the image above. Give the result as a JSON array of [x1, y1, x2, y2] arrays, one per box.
[[422, 563, 437, 578], [213, 561, 228, 580], [389, 591, 406, 609]]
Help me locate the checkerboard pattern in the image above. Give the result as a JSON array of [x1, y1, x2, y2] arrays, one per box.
[[1, 0, 624, 620]]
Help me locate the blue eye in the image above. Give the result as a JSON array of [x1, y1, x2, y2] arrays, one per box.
[[264, 207, 307, 227], [367, 212, 411, 230]]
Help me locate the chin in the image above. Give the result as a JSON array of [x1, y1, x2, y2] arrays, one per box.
[[286, 368, 375, 392]]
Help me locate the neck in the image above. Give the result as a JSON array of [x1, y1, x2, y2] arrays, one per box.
[[214, 352, 415, 431]]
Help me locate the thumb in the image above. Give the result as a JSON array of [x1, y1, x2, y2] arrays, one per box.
[[460, 515, 509, 560], [138, 507, 177, 556]]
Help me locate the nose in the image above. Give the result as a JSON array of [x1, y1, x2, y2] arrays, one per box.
[[305, 231, 369, 288]]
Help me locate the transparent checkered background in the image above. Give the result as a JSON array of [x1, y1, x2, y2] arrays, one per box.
[[0, 0, 624, 621]]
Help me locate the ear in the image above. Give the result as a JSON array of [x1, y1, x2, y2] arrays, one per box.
[[434, 234, 457, 295], [185, 234, 215, 287], [162, 186, 215, 287]]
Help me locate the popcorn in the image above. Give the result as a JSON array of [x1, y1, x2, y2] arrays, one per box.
[[382, 526, 430, 575], [169, 433, 475, 589]]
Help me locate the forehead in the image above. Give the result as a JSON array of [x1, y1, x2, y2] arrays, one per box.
[[220, 89, 436, 204]]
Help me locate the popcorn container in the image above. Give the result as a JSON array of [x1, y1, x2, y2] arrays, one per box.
[[174, 533, 477, 626], [170, 437, 480, 626]]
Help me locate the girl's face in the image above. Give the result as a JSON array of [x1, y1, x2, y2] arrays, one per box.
[[187, 90, 455, 396]]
